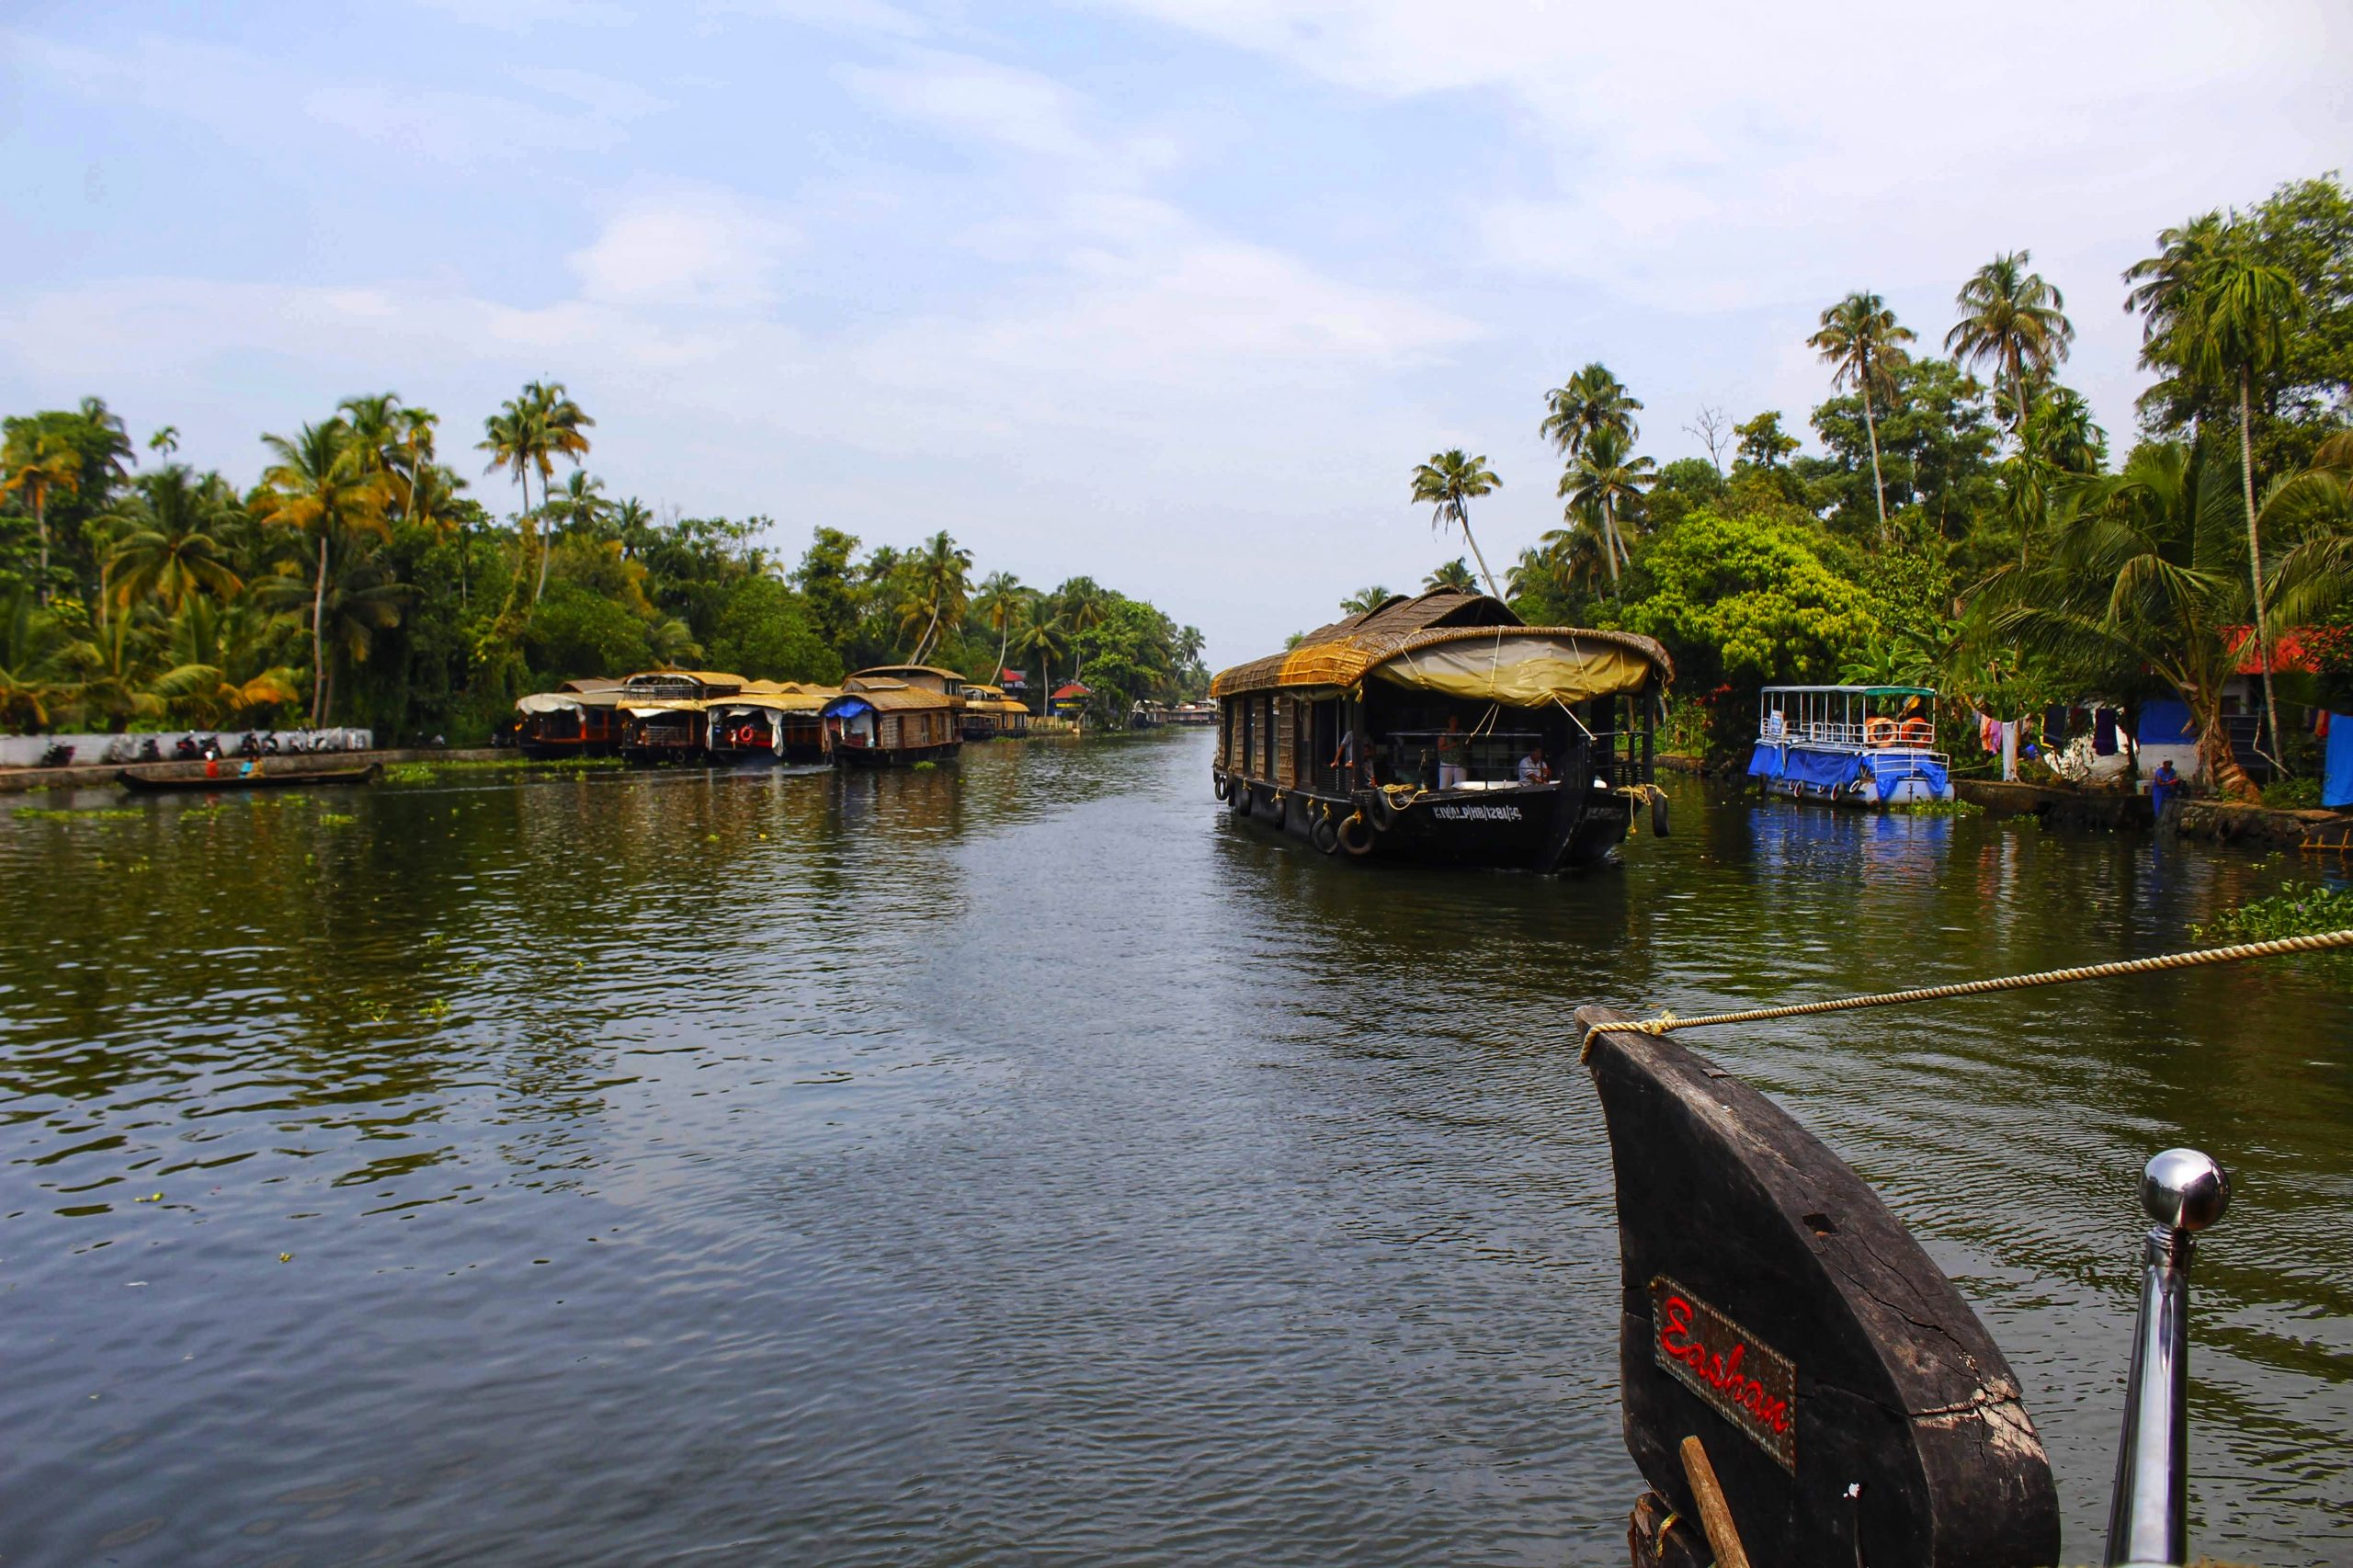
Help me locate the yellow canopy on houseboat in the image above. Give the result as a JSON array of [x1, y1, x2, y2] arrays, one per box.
[[1209, 588, 1669, 706]]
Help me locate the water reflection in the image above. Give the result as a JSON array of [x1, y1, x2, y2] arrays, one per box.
[[1, 737, 2347, 1566]]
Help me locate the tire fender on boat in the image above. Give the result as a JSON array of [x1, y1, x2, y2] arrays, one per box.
[[1212, 771, 1231, 801], [1336, 812, 1374, 856], [1311, 812, 1341, 855], [1650, 789, 1671, 838]]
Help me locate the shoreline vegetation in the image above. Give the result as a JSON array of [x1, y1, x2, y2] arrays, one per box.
[[1325, 172, 2351, 803], [3, 386, 1208, 746]]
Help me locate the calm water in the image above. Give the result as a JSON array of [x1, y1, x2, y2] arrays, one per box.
[[2, 733, 2347, 1566]]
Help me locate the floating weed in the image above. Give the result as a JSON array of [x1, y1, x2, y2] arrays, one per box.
[[14, 806, 142, 823], [359, 1001, 392, 1024], [320, 812, 357, 826], [419, 998, 452, 1023], [2193, 881, 2353, 947], [381, 764, 435, 785]]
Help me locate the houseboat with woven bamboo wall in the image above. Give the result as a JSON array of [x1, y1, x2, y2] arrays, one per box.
[[706, 681, 835, 765], [958, 684, 1030, 740], [821, 677, 961, 767], [516, 678, 626, 758], [617, 670, 744, 764], [1207, 589, 1671, 871]]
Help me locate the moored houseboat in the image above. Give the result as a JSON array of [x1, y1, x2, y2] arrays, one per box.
[[1747, 685, 1954, 806], [617, 669, 744, 764], [1207, 588, 1671, 871], [515, 678, 625, 758], [821, 676, 961, 767], [958, 683, 1031, 741], [705, 681, 835, 765]]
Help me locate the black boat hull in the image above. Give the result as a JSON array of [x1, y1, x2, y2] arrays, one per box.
[[119, 762, 381, 792], [1216, 771, 1629, 871]]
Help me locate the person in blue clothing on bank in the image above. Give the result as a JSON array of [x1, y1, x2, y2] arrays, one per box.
[[2150, 758, 2181, 819]]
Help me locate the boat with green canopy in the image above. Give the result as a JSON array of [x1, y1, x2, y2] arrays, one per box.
[[1207, 587, 1672, 871]]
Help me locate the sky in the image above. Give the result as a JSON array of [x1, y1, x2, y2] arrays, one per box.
[[2, 1, 2348, 668]]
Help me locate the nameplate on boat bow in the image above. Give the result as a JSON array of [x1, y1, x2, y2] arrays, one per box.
[[1430, 802, 1523, 821], [1649, 1275, 1795, 1470]]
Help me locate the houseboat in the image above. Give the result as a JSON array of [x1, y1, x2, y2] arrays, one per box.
[[821, 674, 962, 767], [515, 678, 625, 758], [705, 681, 834, 765], [958, 683, 1031, 741], [1207, 588, 1671, 872], [617, 669, 744, 764], [1747, 685, 1953, 806]]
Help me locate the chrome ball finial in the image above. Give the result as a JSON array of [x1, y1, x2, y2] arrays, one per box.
[[2141, 1148, 2230, 1233]]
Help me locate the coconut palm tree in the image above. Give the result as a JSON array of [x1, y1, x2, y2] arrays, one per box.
[[102, 465, 244, 612], [901, 530, 973, 665], [1408, 450, 1504, 598], [1013, 608, 1068, 714], [1946, 252, 2075, 437], [147, 426, 180, 459], [251, 532, 407, 724], [0, 589, 72, 731], [1540, 362, 1643, 457], [1, 429, 82, 603], [972, 571, 1026, 682], [152, 595, 303, 729], [2263, 432, 2353, 631], [64, 610, 175, 733], [2178, 249, 2302, 767], [254, 420, 389, 726], [1339, 585, 1393, 616], [1558, 426, 1655, 590], [1995, 442, 2258, 800], [1808, 291, 1916, 540], [1424, 558, 1478, 593], [540, 471, 614, 598]]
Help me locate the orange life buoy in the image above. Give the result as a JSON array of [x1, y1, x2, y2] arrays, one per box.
[[1897, 718, 1934, 746], [1864, 716, 1897, 747]]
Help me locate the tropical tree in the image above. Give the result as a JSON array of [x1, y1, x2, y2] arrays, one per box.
[[252, 533, 407, 723], [2177, 249, 2303, 765], [972, 571, 1027, 681], [1808, 291, 1917, 540], [1946, 252, 2075, 436], [63, 610, 174, 733], [1558, 424, 1656, 589], [477, 381, 595, 604], [2264, 431, 2353, 630], [1408, 449, 1504, 598], [542, 471, 614, 570], [102, 465, 244, 612], [1540, 362, 1643, 457], [148, 426, 179, 459], [1733, 411, 1800, 470], [901, 530, 973, 665], [1424, 558, 1478, 593], [0, 590, 72, 730], [1995, 443, 2260, 800], [254, 420, 390, 725], [152, 595, 302, 728], [1339, 585, 1392, 616], [1, 429, 81, 601], [1013, 608, 1069, 713]]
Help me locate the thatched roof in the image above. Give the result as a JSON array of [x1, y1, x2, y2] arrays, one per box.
[[823, 683, 957, 714], [1209, 588, 1671, 702]]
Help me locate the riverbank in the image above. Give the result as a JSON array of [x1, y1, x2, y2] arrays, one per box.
[[0, 746, 507, 794]]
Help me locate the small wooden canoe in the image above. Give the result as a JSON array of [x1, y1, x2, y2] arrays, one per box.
[[118, 762, 381, 792]]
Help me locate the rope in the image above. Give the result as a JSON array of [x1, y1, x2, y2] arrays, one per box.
[[1581, 928, 2353, 1059]]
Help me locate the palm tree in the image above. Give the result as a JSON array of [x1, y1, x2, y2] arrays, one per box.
[[1809, 291, 1916, 540], [1536, 514, 1612, 601], [1, 429, 82, 603], [102, 465, 244, 612], [540, 471, 614, 592], [0, 589, 72, 731], [477, 381, 594, 605], [1557, 425, 1655, 590], [2263, 432, 2353, 631], [1946, 252, 2075, 437], [1339, 585, 1392, 616], [1408, 450, 1504, 598], [902, 530, 973, 665], [2124, 211, 2232, 431], [2178, 250, 2302, 768], [148, 426, 180, 459], [64, 610, 174, 733], [1540, 362, 1643, 457], [1994, 443, 2259, 800], [1013, 609, 1068, 714], [1424, 558, 1478, 593], [152, 595, 302, 729], [972, 571, 1026, 682], [254, 420, 389, 726]]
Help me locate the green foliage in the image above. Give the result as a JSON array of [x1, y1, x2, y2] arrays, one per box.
[[1620, 508, 1881, 691], [524, 582, 652, 679], [2192, 881, 2353, 945], [706, 573, 843, 684]]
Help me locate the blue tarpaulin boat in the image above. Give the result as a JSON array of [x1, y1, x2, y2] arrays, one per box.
[[1748, 685, 1954, 807]]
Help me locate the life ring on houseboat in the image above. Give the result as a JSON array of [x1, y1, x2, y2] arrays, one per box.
[[1336, 812, 1374, 856], [1896, 717, 1934, 746], [1311, 811, 1341, 855], [1864, 715, 1898, 746]]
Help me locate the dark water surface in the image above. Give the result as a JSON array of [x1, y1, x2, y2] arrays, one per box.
[[3, 733, 2347, 1566]]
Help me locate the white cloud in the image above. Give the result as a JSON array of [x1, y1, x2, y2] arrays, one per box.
[[567, 187, 801, 308], [405, 0, 634, 31], [838, 51, 1103, 163]]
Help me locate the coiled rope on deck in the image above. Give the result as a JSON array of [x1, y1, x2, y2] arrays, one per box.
[[1579, 928, 2353, 1060]]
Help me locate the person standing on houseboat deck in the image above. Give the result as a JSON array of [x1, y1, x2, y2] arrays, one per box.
[[1330, 726, 1363, 788], [1518, 744, 1551, 785], [1438, 717, 1469, 790]]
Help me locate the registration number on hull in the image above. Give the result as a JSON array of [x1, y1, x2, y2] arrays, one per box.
[[1429, 803, 1524, 822]]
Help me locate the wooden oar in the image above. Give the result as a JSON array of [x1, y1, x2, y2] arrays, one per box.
[[1679, 1435, 1752, 1568]]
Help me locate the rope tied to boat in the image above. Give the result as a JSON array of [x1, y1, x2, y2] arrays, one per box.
[[1579, 927, 2353, 1060]]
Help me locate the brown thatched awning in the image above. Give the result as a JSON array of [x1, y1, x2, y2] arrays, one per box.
[[1209, 588, 1671, 705]]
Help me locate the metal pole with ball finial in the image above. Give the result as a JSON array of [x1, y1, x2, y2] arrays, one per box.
[[2103, 1148, 2231, 1567]]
